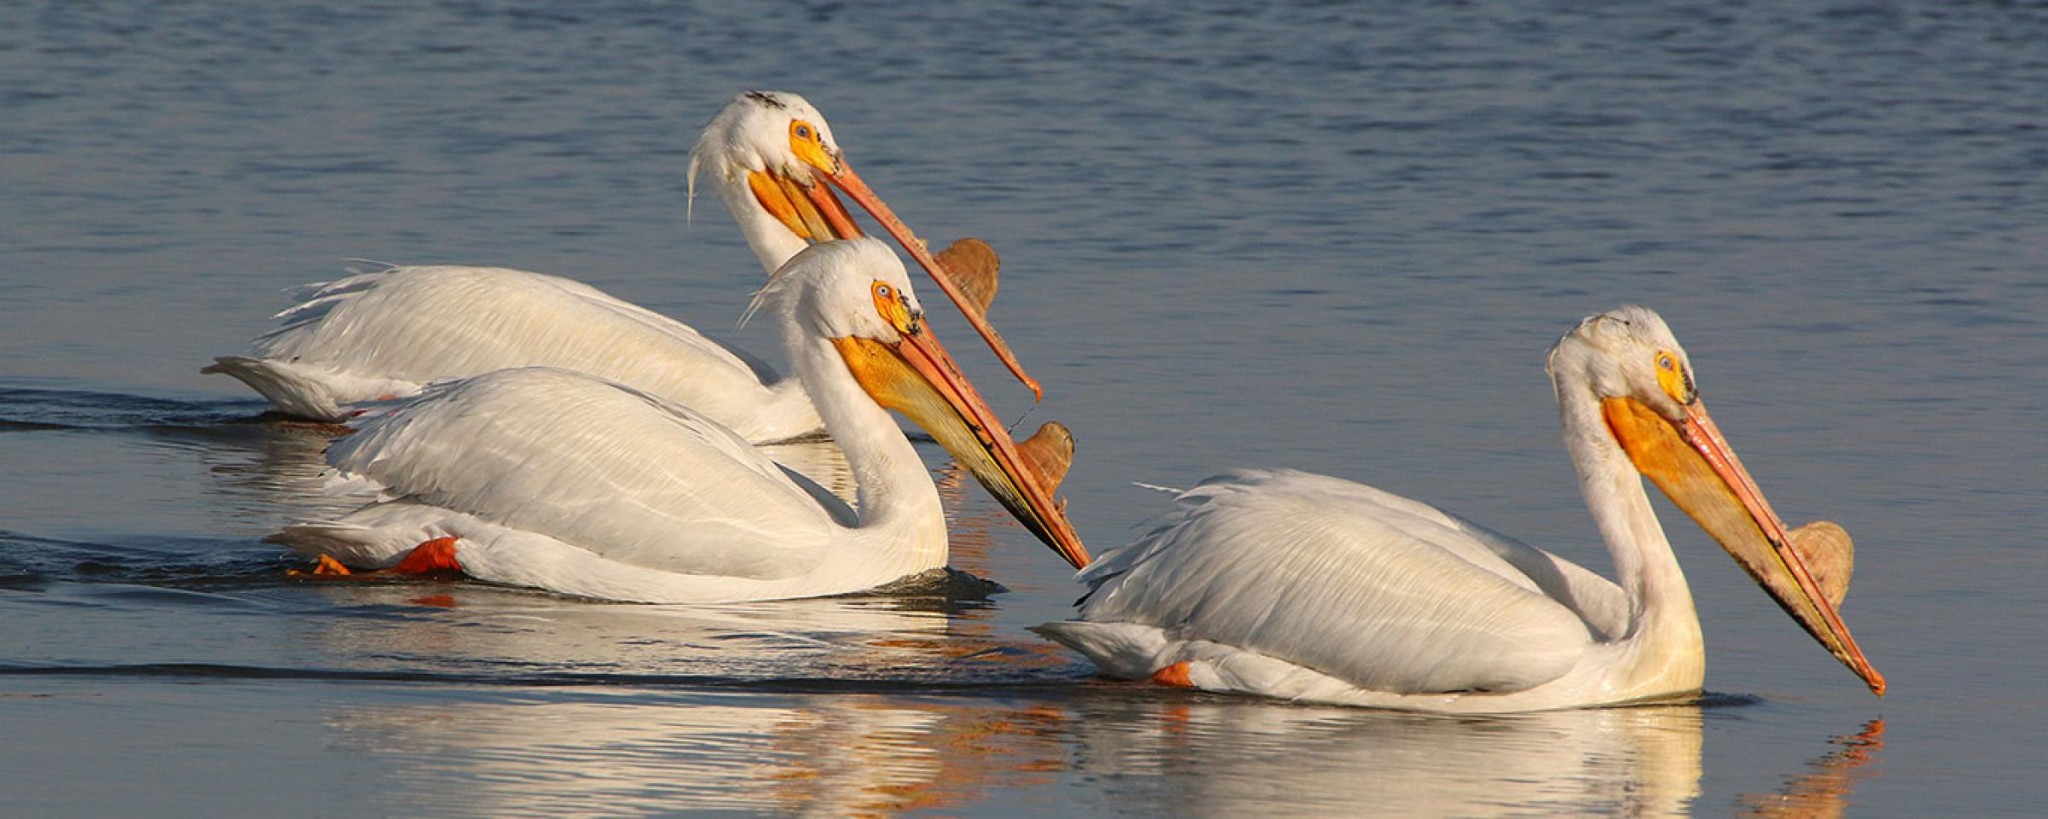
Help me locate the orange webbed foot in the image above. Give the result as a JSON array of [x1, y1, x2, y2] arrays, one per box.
[[288, 537, 465, 582], [287, 554, 354, 577]]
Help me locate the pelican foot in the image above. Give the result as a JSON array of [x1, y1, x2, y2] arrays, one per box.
[[287, 537, 466, 581]]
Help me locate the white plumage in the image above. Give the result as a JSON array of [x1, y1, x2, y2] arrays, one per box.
[[1039, 306, 1883, 712], [216, 264, 815, 440], [208, 91, 1032, 441], [274, 240, 1087, 603]]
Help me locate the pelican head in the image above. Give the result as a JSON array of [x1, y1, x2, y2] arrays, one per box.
[[1549, 306, 1885, 695], [756, 239, 1090, 570], [691, 90, 1041, 399]]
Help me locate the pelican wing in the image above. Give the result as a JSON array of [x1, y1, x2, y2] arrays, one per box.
[[322, 367, 845, 581], [236, 266, 818, 440], [1077, 469, 1602, 694]]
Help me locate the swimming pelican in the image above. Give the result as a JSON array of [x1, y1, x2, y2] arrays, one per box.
[[206, 90, 1037, 442], [273, 240, 1088, 602], [1037, 306, 1884, 712]]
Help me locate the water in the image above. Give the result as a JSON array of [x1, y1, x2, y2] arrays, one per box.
[[4, 0, 2044, 814]]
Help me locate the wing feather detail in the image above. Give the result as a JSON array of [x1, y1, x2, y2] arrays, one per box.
[[324, 367, 841, 580], [236, 265, 818, 440], [1077, 469, 1603, 694]]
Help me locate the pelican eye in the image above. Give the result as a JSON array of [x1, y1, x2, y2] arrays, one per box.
[[871, 280, 919, 334], [1654, 351, 1696, 404], [789, 120, 837, 172]]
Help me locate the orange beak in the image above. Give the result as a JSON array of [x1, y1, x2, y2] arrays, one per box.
[[834, 321, 1088, 570], [1605, 397, 1886, 696], [747, 158, 1044, 401]]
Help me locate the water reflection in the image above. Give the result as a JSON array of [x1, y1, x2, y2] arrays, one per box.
[[933, 458, 1005, 579], [293, 560, 1074, 816], [759, 438, 857, 506], [290, 575, 1067, 684], [184, 419, 370, 526], [1739, 720, 1886, 819], [1062, 699, 1704, 816], [1058, 699, 1892, 817], [315, 688, 1884, 816], [323, 691, 1070, 817]]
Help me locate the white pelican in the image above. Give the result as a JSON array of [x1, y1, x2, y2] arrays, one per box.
[[205, 91, 1037, 442], [273, 239, 1088, 602], [1037, 306, 1885, 712]]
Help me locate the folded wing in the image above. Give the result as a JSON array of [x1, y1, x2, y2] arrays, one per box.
[[1077, 469, 1608, 694], [320, 367, 843, 581]]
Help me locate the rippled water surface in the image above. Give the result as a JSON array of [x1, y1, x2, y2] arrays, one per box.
[[5, 1, 2045, 815]]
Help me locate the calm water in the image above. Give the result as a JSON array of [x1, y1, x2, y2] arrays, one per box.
[[4, 0, 2045, 815]]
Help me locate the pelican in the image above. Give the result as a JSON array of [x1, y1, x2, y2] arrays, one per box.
[[205, 90, 1037, 442], [272, 240, 1088, 602], [1037, 306, 1884, 713]]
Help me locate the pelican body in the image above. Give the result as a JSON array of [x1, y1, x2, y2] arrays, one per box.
[[207, 91, 1037, 441], [1038, 307, 1884, 713], [274, 240, 1087, 603]]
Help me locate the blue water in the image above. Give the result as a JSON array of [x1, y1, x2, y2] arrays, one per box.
[[5, 1, 2046, 815]]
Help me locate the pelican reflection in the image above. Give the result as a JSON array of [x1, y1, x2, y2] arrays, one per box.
[[321, 692, 1072, 816]]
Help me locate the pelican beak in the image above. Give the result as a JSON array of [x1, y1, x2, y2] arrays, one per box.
[[747, 166, 859, 244], [1604, 397, 1886, 696], [833, 323, 1090, 570], [748, 155, 1043, 401]]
